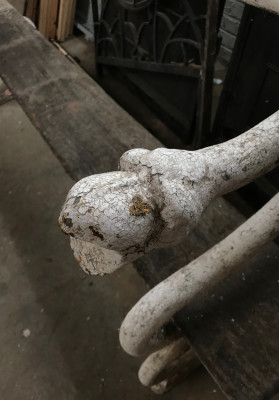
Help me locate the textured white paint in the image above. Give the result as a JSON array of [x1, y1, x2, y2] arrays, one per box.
[[149, 348, 200, 394], [243, 0, 279, 15], [59, 111, 279, 275], [119, 193, 279, 356], [70, 237, 125, 275], [138, 337, 200, 394], [138, 337, 189, 387]]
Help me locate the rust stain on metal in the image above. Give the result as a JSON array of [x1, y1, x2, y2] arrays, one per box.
[[129, 195, 150, 216]]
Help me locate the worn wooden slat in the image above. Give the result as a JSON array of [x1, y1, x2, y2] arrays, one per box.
[[48, 0, 59, 39], [38, 0, 59, 39], [38, 0, 48, 37], [57, 0, 73, 42], [65, 0, 72, 37], [24, 0, 38, 23], [57, 0, 66, 41], [66, 0, 76, 37], [0, 1, 159, 180]]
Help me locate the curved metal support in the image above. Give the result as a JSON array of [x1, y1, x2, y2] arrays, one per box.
[[150, 348, 200, 394], [139, 336, 200, 394], [138, 335, 200, 393], [138, 336, 190, 387], [59, 111, 279, 275], [119, 192, 279, 356]]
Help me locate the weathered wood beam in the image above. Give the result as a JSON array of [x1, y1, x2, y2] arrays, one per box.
[[0, 0, 160, 181]]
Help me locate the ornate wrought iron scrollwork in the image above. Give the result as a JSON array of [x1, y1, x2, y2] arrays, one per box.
[[119, 0, 154, 11], [93, 0, 222, 147], [95, 0, 207, 77]]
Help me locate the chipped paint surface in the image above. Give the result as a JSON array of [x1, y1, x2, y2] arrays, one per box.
[[59, 110, 279, 275], [70, 237, 125, 275]]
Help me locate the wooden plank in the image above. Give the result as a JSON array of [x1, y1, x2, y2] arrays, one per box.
[[0, 1, 159, 179], [24, 0, 38, 23], [48, 0, 59, 39], [38, 0, 59, 39], [38, 0, 48, 37], [65, 0, 72, 37], [67, 0, 76, 37], [57, 0, 69, 42]]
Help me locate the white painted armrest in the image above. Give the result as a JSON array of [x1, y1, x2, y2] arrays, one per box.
[[59, 111, 279, 275]]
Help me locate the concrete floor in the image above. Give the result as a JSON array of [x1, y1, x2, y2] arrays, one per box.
[[0, 1, 226, 398]]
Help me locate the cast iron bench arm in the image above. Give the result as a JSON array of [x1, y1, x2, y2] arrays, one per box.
[[59, 110, 279, 275]]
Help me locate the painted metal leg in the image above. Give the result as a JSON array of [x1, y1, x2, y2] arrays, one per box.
[[138, 336, 200, 394], [120, 193, 279, 356], [138, 337, 190, 387], [150, 348, 201, 395]]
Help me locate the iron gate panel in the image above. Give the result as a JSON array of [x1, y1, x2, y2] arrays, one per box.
[[93, 0, 223, 147], [96, 0, 205, 77]]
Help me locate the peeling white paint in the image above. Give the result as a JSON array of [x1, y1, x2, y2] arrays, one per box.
[[59, 111, 279, 275]]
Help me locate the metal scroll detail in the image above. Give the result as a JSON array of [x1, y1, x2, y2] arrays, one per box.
[[119, 0, 154, 11], [95, 0, 207, 78]]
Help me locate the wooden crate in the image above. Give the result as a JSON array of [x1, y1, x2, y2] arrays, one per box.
[[25, 0, 76, 41]]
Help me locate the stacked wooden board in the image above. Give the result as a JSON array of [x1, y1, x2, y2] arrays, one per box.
[[25, 0, 76, 41]]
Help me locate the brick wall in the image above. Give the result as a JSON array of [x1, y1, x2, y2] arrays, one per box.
[[219, 0, 245, 64]]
